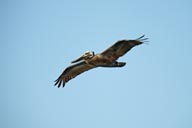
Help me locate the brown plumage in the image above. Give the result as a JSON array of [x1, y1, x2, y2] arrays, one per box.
[[54, 35, 148, 87]]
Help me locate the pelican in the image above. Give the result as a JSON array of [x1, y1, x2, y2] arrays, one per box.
[[55, 35, 148, 87]]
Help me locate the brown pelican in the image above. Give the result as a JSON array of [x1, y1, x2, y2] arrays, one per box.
[[55, 35, 148, 87]]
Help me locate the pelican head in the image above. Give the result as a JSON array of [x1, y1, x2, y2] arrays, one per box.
[[71, 51, 95, 63]]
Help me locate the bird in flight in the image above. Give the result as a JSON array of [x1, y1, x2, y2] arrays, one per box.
[[54, 35, 148, 87]]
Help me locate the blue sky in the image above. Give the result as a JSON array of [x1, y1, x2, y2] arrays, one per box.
[[1, 0, 192, 128]]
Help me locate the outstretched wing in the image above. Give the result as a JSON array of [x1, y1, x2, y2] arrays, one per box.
[[101, 35, 148, 60], [54, 61, 96, 87]]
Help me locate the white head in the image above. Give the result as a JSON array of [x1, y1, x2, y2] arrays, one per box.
[[83, 51, 95, 59], [71, 51, 95, 63]]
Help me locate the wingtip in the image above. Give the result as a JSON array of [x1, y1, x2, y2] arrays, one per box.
[[136, 35, 145, 40], [54, 79, 59, 85], [62, 82, 65, 87], [54, 79, 66, 88], [136, 35, 148, 43], [59, 80, 66, 88]]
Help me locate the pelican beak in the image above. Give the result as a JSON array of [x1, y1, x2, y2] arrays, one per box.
[[71, 55, 84, 63]]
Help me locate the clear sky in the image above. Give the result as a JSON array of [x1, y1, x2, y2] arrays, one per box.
[[1, 0, 192, 128]]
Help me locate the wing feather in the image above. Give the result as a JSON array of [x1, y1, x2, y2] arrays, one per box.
[[101, 35, 148, 59], [54, 61, 96, 87]]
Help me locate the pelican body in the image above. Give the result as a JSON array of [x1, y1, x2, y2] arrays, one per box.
[[55, 35, 148, 87], [71, 51, 126, 67]]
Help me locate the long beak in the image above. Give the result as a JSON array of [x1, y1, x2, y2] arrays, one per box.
[[71, 55, 84, 63]]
